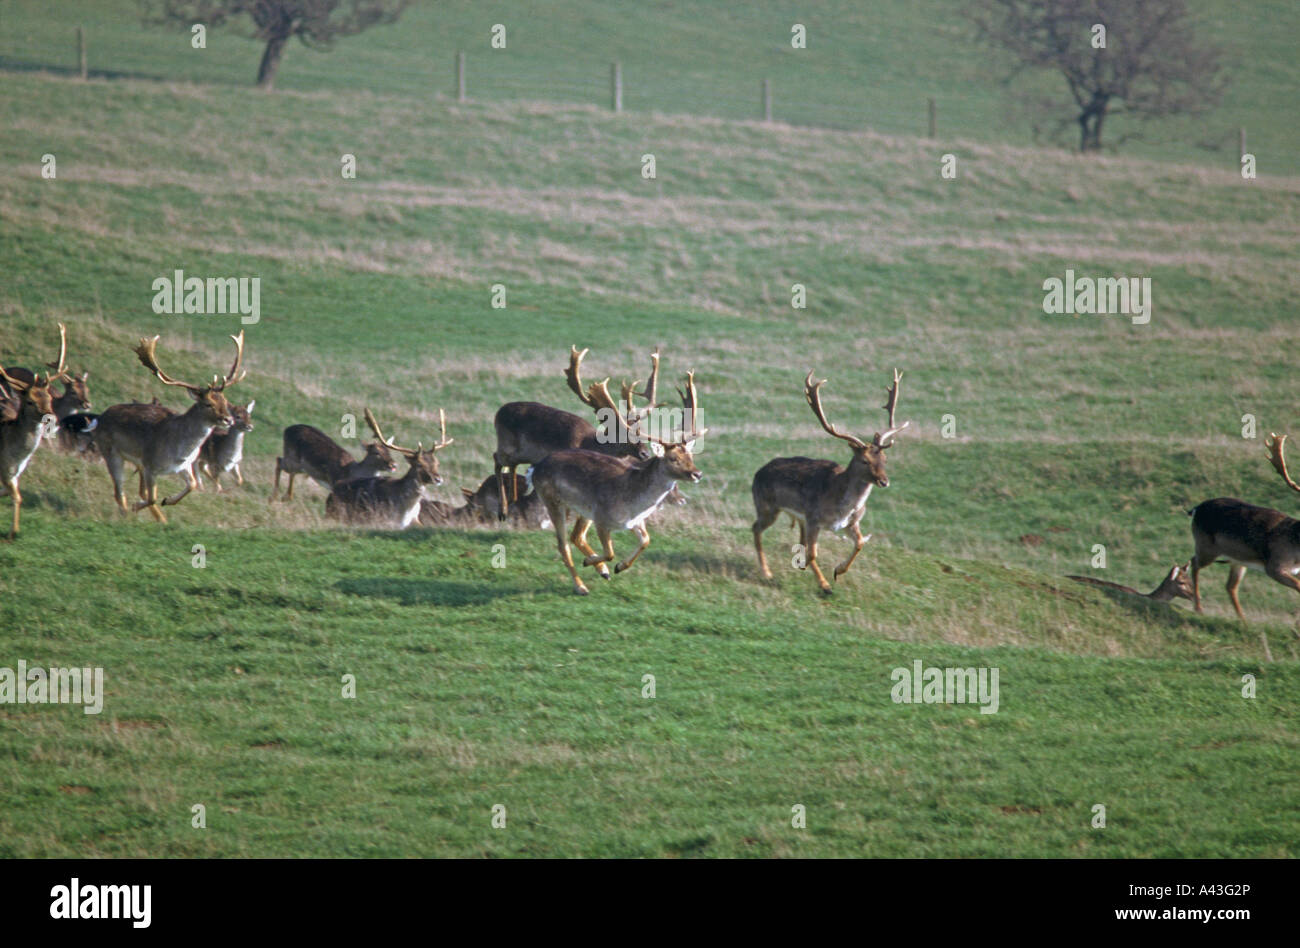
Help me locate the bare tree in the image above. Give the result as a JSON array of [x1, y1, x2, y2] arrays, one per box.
[[965, 0, 1227, 152], [139, 0, 412, 90]]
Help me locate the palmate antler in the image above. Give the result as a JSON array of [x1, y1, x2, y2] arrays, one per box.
[[364, 407, 453, 459], [804, 371, 869, 450], [134, 331, 245, 393], [564, 346, 598, 410], [873, 368, 909, 448], [1265, 433, 1300, 493]]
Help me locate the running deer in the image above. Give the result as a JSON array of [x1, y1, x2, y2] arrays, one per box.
[[1185, 433, 1300, 619], [530, 372, 707, 595], [198, 400, 255, 491], [93, 332, 246, 522], [1067, 564, 1195, 603], [0, 323, 67, 538], [752, 369, 909, 593], [325, 408, 453, 527], [271, 424, 396, 500], [491, 346, 656, 520]]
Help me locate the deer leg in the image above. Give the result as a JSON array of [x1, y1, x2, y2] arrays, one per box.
[[594, 525, 617, 575], [615, 524, 651, 573], [234, 464, 244, 486], [142, 476, 166, 523], [807, 527, 832, 593], [4, 478, 19, 539], [161, 469, 198, 507], [752, 507, 778, 579], [548, 504, 587, 595], [492, 454, 510, 520], [571, 518, 610, 579], [1191, 554, 1205, 614], [1225, 565, 1248, 620], [834, 520, 871, 581], [510, 466, 520, 502], [104, 451, 130, 513], [285, 471, 296, 501], [271, 458, 283, 501]]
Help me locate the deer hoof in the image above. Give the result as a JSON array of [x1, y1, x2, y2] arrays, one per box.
[[573, 584, 589, 596]]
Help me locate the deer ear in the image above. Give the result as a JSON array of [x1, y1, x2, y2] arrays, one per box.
[[246, 399, 255, 413], [649, 441, 665, 457], [683, 439, 697, 453], [1170, 566, 1181, 578]]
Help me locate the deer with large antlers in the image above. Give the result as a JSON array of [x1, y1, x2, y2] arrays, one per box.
[[93, 332, 247, 522], [491, 346, 658, 520], [1185, 433, 1300, 619], [752, 369, 909, 594], [530, 372, 707, 595], [325, 408, 453, 527], [0, 323, 67, 538]]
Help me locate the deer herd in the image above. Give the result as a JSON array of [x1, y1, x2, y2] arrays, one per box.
[[4, 321, 1300, 615]]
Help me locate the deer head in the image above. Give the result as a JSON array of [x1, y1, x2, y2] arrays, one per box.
[[805, 367, 909, 488], [134, 331, 246, 430], [566, 345, 654, 461], [589, 370, 707, 483], [364, 408, 454, 487], [0, 322, 68, 419]]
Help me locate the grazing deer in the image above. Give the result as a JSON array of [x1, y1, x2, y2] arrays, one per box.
[[272, 424, 396, 501], [325, 408, 453, 527], [93, 332, 246, 522], [492, 346, 656, 520], [752, 369, 909, 594], [0, 323, 67, 538], [198, 400, 255, 491], [531, 373, 707, 595], [1067, 564, 1195, 603], [1185, 433, 1300, 619]]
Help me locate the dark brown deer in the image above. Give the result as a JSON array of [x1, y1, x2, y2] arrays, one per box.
[[752, 369, 909, 594], [272, 423, 396, 501], [197, 399, 255, 491], [1183, 433, 1300, 619], [326, 408, 453, 527], [0, 323, 66, 538], [457, 472, 551, 528], [93, 332, 246, 522], [1067, 564, 1195, 603], [531, 373, 707, 595], [491, 346, 656, 520]]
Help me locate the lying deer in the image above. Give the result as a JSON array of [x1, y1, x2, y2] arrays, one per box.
[[492, 346, 656, 519], [94, 332, 246, 522], [1186, 433, 1300, 619], [197, 400, 255, 491], [272, 423, 396, 501], [531, 373, 706, 595], [0, 323, 67, 538], [752, 369, 909, 594], [1067, 564, 1195, 604], [458, 473, 551, 528], [326, 408, 453, 527]]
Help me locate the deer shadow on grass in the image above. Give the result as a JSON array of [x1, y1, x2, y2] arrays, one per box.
[[335, 576, 522, 608]]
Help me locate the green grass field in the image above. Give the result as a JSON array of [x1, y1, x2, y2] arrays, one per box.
[[0, 1, 1297, 857]]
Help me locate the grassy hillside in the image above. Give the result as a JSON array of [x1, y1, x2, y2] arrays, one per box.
[[0, 6, 1298, 857], [0, 0, 1297, 172]]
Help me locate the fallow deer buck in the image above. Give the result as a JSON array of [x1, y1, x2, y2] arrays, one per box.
[[272, 424, 396, 501], [491, 346, 656, 520], [530, 373, 707, 595], [1067, 564, 1195, 604], [1185, 433, 1300, 619], [325, 408, 453, 527], [5, 353, 91, 455], [752, 369, 909, 594], [197, 400, 255, 491], [0, 323, 67, 538], [93, 332, 246, 522]]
